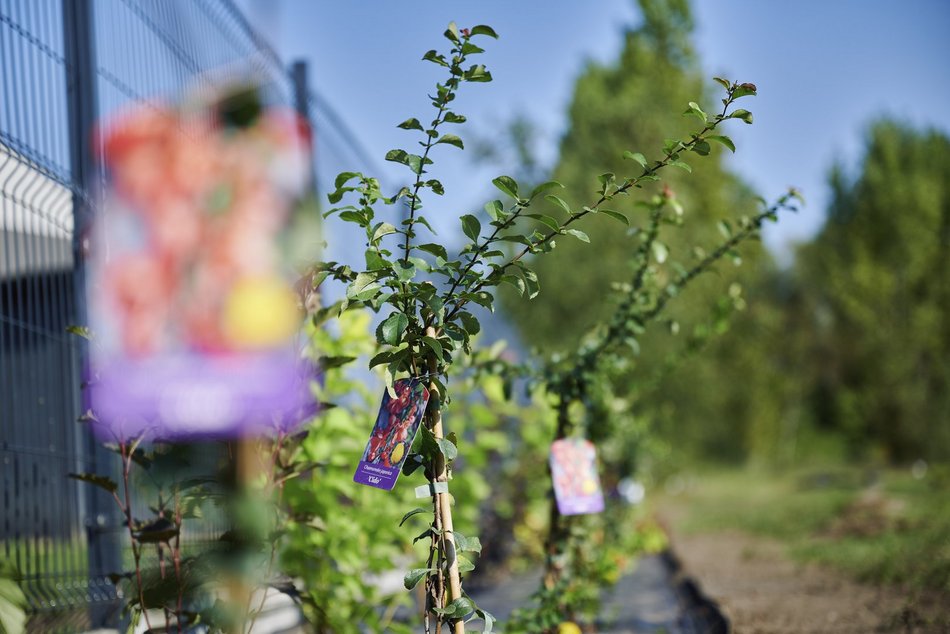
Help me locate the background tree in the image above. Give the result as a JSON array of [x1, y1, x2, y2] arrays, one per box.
[[502, 0, 780, 462], [796, 121, 950, 462]]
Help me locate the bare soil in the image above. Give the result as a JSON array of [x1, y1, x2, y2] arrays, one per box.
[[663, 527, 950, 634]]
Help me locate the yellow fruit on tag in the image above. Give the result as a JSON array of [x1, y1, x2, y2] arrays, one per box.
[[390, 443, 406, 464], [558, 622, 582, 634], [223, 276, 300, 347]]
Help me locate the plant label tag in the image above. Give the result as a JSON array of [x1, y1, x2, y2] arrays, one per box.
[[550, 438, 605, 516], [86, 85, 318, 440], [354, 379, 430, 491]]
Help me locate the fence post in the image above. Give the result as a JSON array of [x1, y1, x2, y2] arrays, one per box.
[[62, 0, 123, 627], [290, 60, 317, 196]]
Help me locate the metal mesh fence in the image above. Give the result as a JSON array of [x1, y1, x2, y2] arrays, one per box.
[[0, 1, 349, 629]]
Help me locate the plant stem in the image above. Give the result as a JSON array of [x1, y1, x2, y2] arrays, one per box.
[[119, 440, 152, 632], [443, 91, 742, 326], [172, 489, 183, 633], [424, 326, 464, 634]]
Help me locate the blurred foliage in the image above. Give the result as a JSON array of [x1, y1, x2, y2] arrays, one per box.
[[796, 121, 950, 462], [281, 311, 417, 633], [0, 560, 26, 634]]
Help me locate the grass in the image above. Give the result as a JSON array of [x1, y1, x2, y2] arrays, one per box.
[[654, 464, 950, 593]]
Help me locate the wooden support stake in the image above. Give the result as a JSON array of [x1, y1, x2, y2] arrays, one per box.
[[425, 327, 465, 634]]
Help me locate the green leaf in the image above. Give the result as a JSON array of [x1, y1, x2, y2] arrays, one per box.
[[459, 311, 480, 335], [683, 101, 707, 122], [397, 118, 423, 131], [381, 313, 409, 346], [470, 24, 499, 38], [670, 160, 692, 173], [464, 64, 492, 82], [475, 608, 495, 634], [500, 274, 526, 296], [460, 214, 481, 242], [422, 50, 448, 67], [544, 194, 571, 215], [599, 209, 629, 225], [457, 555, 475, 573], [461, 41, 485, 55], [318, 355, 357, 369], [436, 133, 464, 149], [402, 454, 425, 477], [334, 171, 360, 189], [66, 325, 93, 340], [386, 149, 425, 173], [444, 21, 460, 43], [368, 350, 394, 369], [372, 222, 397, 242], [348, 272, 379, 297], [395, 261, 416, 282], [690, 140, 710, 156], [365, 249, 387, 270], [385, 148, 409, 164], [521, 267, 541, 299], [134, 517, 178, 543], [399, 508, 428, 527], [524, 213, 560, 231], [421, 336, 444, 362], [563, 228, 590, 243], [68, 472, 118, 494], [461, 290, 494, 310], [491, 175, 519, 199], [436, 437, 457, 461], [623, 151, 648, 168], [484, 200, 505, 222], [452, 597, 477, 617], [717, 220, 733, 238], [706, 135, 736, 153], [404, 568, 431, 590], [713, 76, 731, 90], [530, 180, 563, 199], [443, 112, 466, 124], [0, 573, 27, 634], [729, 109, 753, 124], [454, 533, 482, 554], [435, 597, 476, 618], [732, 82, 757, 99], [417, 243, 448, 260]]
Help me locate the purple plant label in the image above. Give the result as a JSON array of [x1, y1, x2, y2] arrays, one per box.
[[550, 438, 605, 516], [354, 379, 430, 491], [86, 91, 317, 440]]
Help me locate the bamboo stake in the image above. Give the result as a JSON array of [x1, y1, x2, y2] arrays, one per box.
[[425, 326, 465, 634]]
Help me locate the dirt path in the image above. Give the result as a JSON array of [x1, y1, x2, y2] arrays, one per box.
[[665, 528, 949, 633]]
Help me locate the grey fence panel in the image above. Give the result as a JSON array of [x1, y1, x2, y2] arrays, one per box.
[[0, 0, 315, 630], [1, 0, 95, 630]]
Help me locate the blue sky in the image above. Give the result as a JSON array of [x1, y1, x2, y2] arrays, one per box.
[[244, 0, 950, 264]]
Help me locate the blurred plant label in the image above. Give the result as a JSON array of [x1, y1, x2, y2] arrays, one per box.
[[354, 379, 429, 491], [87, 85, 318, 439], [550, 438, 605, 515]]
